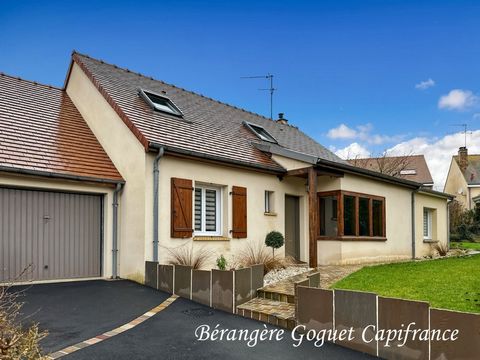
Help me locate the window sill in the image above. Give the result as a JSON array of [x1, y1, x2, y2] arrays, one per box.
[[264, 212, 277, 217], [193, 236, 230, 241], [423, 239, 438, 243], [317, 236, 387, 242]]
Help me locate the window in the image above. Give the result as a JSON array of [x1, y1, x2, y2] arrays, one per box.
[[400, 169, 417, 175], [265, 191, 275, 213], [138, 89, 183, 116], [372, 199, 384, 237], [343, 195, 356, 236], [423, 208, 432, 240], [358, 197, 370, 236], [319, 194, 338, 236], [243, 122, 277, 143], [318, 191, 385, 239], [194, 185, 222, 235]]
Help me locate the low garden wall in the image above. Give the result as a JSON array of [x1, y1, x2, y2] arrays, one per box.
[[295, 285, 480, 360], [145, 261, 264, 313]]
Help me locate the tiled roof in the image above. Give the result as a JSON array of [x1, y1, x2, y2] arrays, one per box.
[[453, 155, 480, 185], [71, 52, 344, 172], [347, 155, 434, 185], [0, 73, 123, 182]]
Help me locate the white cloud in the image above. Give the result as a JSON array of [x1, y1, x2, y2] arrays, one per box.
[[415, 78, 435, 90], [327, 123, 403, 145], [438, 89, 479, 111], [326, 124, 357, 139], [387, 130, 480, 189], [332, 142, 371, 160]]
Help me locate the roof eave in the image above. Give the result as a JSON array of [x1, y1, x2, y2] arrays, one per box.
[[418, 188, 455, 200], [316, 158, 421, 189], [149, 142, 286, 175], [0, 166, 125, 186]]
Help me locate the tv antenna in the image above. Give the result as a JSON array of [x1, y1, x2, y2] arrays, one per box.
[[241, 74, 275, 119], [450, 123, 473, 147]]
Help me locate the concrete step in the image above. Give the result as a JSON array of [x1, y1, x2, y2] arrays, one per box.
[[256, 289, 295, 304], [236, 297, 296, 330]]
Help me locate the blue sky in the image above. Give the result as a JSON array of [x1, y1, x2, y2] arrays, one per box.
[[1, 0, 479, 188]]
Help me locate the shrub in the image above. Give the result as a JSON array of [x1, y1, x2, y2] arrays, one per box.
[[433, 242, 449, 257], [166, 245, 211, 269], [449, 200, 479, 241], [0, 285, 47, 359], [265, 231, 284, 257], [237, 241, 289, 274], [216, 255, 227, 270]]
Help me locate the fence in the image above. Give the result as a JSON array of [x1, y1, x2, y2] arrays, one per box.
[[295, 286, 480, 360], [145, 261, 264, 313]]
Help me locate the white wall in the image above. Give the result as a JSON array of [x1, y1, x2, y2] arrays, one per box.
[[415, 192, 449, 257], [66, 63, 148, 282], [154, 155, 309, 268], [317, 173, 414, 264]]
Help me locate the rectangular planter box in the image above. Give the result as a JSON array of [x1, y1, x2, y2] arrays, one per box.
[[144, 261, 158, 289], [157, 264, 174, 294], [174, 265, 192, 299], [212, 269, 234, 313], [334, 289, 377, 356], [192, 270, 211, 306]]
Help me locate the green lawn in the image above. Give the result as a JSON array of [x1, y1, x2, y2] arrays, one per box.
[[332, 255, 480, 313], [450, 241, 480, 251]]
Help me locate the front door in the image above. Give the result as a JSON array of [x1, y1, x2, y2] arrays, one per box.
[[284, 195, 300, 260]]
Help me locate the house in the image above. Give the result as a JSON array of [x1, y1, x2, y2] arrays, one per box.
[[347, 155, 434, 188], [0, 52, 452, 283], [444, 146, 480, 210]]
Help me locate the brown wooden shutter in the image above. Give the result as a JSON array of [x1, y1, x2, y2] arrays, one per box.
[[171, 177, 193, 238], [231, 186, 247, 238]]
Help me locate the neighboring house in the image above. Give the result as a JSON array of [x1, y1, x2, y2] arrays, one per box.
[[0, 52, 452, 283], [347, 155, 434, 188], [444, 146, 480, 210]]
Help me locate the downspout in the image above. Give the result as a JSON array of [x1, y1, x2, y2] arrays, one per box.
[[411, 189, 418, 259], [153, 146, 165, 262], [447, 199, 451, 250], [112, 182, 124, 278]]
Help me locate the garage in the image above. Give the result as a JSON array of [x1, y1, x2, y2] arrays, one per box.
[[0, 187, 103, 283]]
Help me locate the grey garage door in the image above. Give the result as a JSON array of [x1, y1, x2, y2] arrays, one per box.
[[0, 188, 102, 282]]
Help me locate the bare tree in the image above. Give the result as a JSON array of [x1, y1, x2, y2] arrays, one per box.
[[0, 268, 47, 359], [349, 151, 414, 177]]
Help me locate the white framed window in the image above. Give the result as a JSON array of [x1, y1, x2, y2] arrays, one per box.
[[423, 208, 432, 240], [194, 185, 222, 236], [243, 121, 277, 143], [265, 190, 274, 213], [138, 88, 183, 116]]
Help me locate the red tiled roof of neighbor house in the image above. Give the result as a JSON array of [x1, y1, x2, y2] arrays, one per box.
[[0, 73, 123, 182], [70, 52, 345, 172], [347, 155, 434, 185]]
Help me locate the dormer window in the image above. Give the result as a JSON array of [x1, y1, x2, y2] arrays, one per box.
[[244, 121, 277, 143], [138, 89, 183, 116]]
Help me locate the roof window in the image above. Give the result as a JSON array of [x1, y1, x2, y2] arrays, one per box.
[[400, 169, 417, 175], [138, 89, 183, 116], [244, 122, 277, 143]]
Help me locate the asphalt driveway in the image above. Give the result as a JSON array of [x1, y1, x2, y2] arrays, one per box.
[[14, 280, 169, 353], [15, 280, 375, 359]]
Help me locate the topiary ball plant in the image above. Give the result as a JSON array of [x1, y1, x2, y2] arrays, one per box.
[[265, 231, 284, 257]]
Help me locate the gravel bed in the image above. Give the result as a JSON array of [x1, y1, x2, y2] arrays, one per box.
[[263, 266, 311, 286]]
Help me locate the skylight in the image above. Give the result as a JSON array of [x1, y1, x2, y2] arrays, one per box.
[[138, 89, 183, 116], [244, 122, 277, 143]]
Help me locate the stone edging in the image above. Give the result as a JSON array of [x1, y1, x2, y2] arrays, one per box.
[[46, 295, 178, 359]]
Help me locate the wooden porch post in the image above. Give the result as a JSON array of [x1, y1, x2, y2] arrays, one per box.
[[308, 167, 318, 268]]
